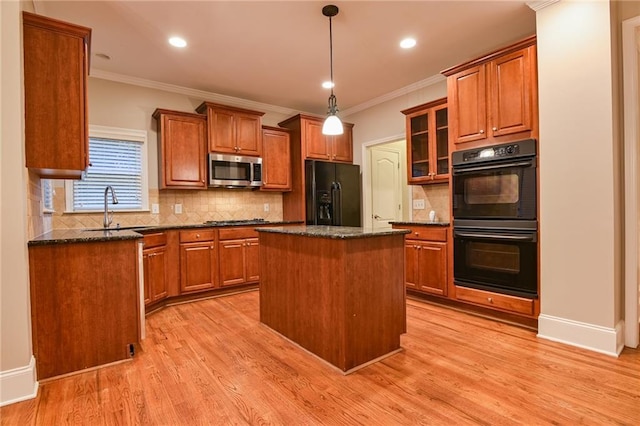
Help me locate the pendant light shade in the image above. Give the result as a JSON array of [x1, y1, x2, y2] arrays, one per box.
[[322, 5, 343, 136]]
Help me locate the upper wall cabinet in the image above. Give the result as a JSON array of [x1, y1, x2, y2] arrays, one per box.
[[278, 114, 354, 164], [23, 12, 91, 179], [443, 35, 538, 150], [261, 126, 292, 192], [401, 98, 449, 184], [195, 102, 264, 157], [153, 109, 207, 189]]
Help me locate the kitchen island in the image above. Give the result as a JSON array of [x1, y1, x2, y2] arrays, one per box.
[[257, 225, 410, 373]]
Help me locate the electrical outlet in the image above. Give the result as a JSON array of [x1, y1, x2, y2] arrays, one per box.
[[264, 203, 270, 212], [151, 203, 160, 214], [413, 199, 425, 210], [174, 203, 182, 214]]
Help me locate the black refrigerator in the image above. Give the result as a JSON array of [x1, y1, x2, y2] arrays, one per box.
[[305, 160, 361, 227]]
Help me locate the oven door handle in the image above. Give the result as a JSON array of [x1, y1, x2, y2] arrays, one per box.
[[454, 231, 536, 242], [452, 160, 534, 174]]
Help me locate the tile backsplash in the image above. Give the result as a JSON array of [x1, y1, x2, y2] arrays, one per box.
[[411, 184, 450, 222], [51, 187, 283, 230]]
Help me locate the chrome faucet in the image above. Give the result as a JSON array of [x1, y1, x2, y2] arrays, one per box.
[[103, 185, 119, 229]]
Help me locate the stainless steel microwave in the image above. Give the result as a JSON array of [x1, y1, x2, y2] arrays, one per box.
[[208, 153, 263, 188]]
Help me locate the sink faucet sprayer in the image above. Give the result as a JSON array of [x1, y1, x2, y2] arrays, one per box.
[[103, 185, 119, 229]]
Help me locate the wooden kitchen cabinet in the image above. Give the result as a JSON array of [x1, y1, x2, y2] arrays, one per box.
[[23, 12, 91, 179], [443, 35, 537, 149], [153, 109, 207, 189], [179, 229, 217, 293], [279, 114, 354, 164], [195, 102, 264, 156], [261, 126, 291, 191], [218, 227, 260, 287], [401, 98, 449, 184], [142, 233, 168, 306], [393, 225, 448, 296], [28, 238, 141, 380]]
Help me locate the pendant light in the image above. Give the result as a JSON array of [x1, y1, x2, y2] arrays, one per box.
[[321, 4, 344, 136]]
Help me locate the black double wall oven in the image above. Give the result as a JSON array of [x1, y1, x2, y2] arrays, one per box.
[[452, 139, 538, 299]]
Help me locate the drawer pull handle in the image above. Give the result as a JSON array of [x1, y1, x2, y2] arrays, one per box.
[[196, 234, 200, 238], [487, 297, 493, 303]]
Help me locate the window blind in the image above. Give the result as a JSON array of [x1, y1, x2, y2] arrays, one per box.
[[72, 138, 143, 211]]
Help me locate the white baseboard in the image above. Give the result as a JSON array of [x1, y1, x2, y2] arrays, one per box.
[[0, 356, 38, 407], [537, 314, 624, 357]]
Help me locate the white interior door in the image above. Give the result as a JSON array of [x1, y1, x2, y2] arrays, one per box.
[[370, 146, 402, 230]]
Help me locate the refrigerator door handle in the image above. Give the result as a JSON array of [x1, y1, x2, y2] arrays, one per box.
[[331, 181, 342, 226]]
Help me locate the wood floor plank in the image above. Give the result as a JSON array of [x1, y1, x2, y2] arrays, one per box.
[[2, 291, 639, 425]]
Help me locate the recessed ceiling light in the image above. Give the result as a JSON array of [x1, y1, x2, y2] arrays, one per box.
[[169, 36, 187, 48], [400, 38, 417, 49], [322, 81, 335, 89]]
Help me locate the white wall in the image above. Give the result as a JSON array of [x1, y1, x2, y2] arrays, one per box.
[[536, 0, 623, 355], [345, 80, 447, 166], [0, 0, 38, 406]]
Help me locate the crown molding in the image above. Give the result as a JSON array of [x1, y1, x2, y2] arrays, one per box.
[[89, 69, 300, 116], [526, 0, 560, 12], [91, 68, 446, 120], [341, 74, 446, 118]]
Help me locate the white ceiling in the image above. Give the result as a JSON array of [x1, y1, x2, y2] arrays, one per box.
[[33, 1, 537, 116]]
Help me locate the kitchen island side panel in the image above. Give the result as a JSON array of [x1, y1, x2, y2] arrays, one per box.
[[259, 231, 406, 372]]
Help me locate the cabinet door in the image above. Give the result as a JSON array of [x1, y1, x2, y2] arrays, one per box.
[[23, 12, 90, 178], [417, 241, 447, 296], [209, 109, 236, 153], [304, 119, 330, 160], [245, 238, 260, 282], [262, 128, 291, 190], [160, 113, 207, 188], [219, 239, 246, 287], [448, 65, 487, 145], [489, 47, 533, 137], [149, 248, 168, 302], [235, 113, 262, 156], [406, 110, 431, 184], [180, 242, 217, 293], [431, 104, 449, 182], [404, 240, 419, 290], [144, 247, 168, 305], [331, 129, 353, 163]]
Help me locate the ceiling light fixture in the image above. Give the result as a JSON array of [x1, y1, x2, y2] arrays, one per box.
[[400, 38, 417, 49], [168, 36, 187, 48], [322, 81, 334, 89], [321, 4, 343, 136]]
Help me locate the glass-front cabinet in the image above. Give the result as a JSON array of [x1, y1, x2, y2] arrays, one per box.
[[402, 98, 449, 184]]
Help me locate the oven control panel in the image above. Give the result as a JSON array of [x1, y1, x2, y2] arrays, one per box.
[[452, 138, 537, 166]]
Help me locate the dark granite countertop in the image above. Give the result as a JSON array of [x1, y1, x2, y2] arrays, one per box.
[[28, 229, 143, 246], [389, 221, 450, 227], [256, 225, 411, 240], [28, 220, 304, 246]]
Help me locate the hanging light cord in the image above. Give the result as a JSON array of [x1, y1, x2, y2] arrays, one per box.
[[329, 14, 334, 98]]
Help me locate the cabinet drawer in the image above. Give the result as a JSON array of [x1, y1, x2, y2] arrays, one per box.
[[143, 232, 167, 249], [455, 286, 534, 316], [219, 227, 259, 240], [395, 226, 447, 242], [179, 229, 216, 243]]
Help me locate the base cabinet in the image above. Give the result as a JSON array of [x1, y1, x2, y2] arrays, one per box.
[[179, 229, 217, 293], [396, 225, 448, 296], [142, 233, 168, 306], [219, 228, 260, 287], [28, 239, 140, 380]]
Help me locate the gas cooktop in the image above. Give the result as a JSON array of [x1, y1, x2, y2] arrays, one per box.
[[203, 218, 267, 226]]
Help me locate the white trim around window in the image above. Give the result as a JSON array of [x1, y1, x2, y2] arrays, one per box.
[[65, 125, 149, 213]]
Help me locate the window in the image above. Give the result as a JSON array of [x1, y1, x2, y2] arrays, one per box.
[[42, 179, 54, 213], [65, 125, 148, 212]]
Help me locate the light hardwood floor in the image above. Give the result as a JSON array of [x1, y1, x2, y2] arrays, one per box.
[[2, 290, 639, 425]]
